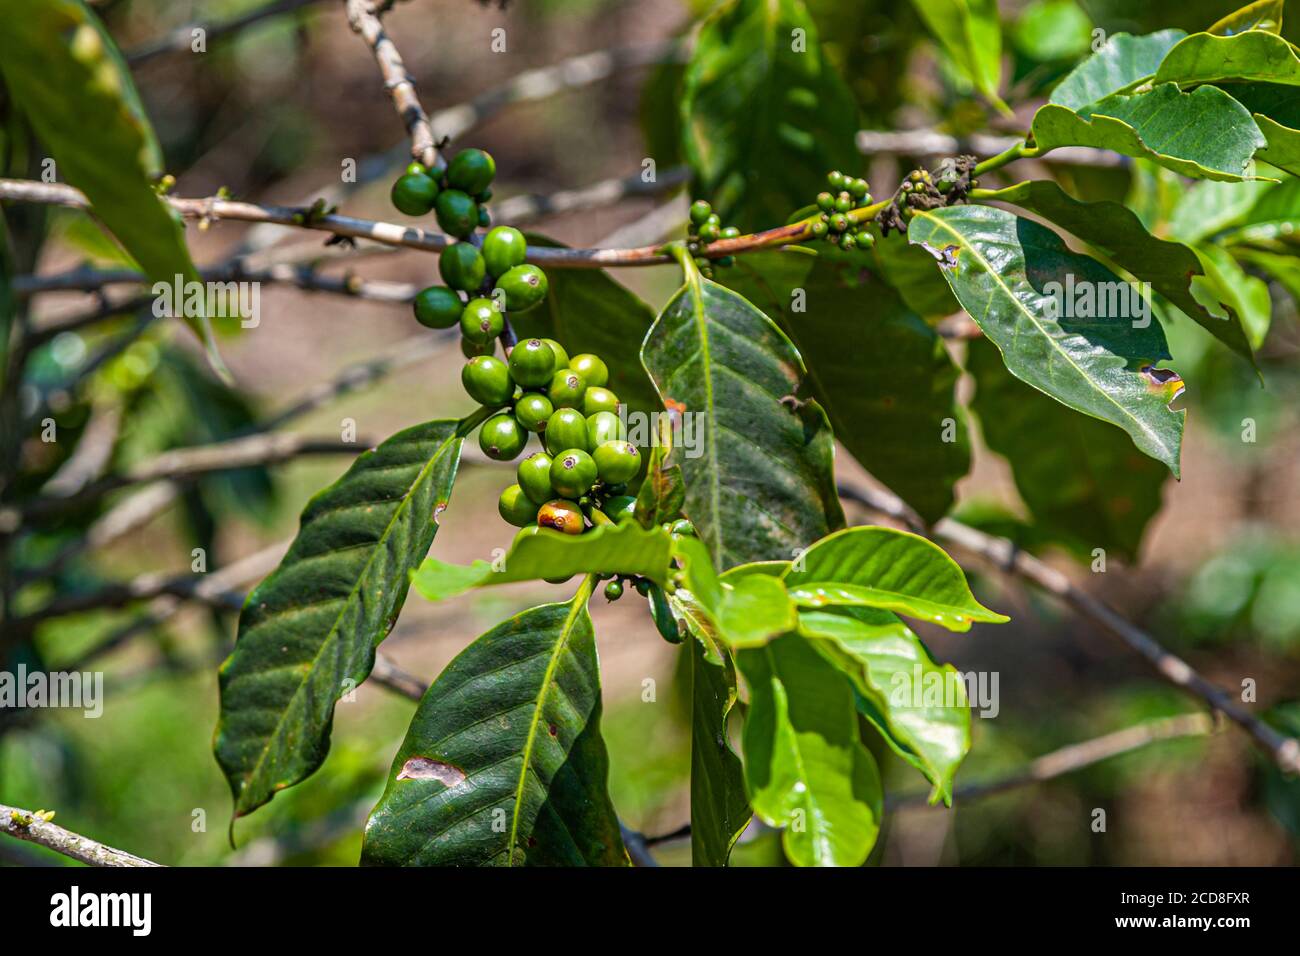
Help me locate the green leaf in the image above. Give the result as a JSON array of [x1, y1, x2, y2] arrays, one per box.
[[738, 632, 882, 867], [412, 522, 677, 602], [362, 581, 627, 866], [689, 637, 750, 866], [999, 179, 1255, 360], [1031, 83, 1267, 181], [681, 0, 859, 231], [1048, 30, 1186, 110], [632, 418, 686, 529], [0, 0, 218, 368], [717, 572, 798, 647], [967, 338, 1168, 562], [1222, 83, 1300, 176], [214, 419, 465, 818], [724, 250, 969, 524], [799, 606, 971, 804], [909, 0, 1008, 112], [1013, 0, 1093, 63], [907, 205, 1186, 475], [871, 233, 963, 318], [1191, 244, 1272, 348], [1167, 176, 1273, 243], [782, 526, 1008, 631], [514, 235, 659, 416], [640, 259, 844, 568], [1155, 30, 1300, 87], [1208, 0, 1284, 35]]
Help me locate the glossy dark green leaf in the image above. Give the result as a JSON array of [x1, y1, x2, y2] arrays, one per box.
[[1000, 179, 1255, 360], [724, 250, 968, 524], [967, 338, 1168, 562], [690, 635, 750, 866], [717, 572, 798, 647], [738, 632, 882, 867], [799, 606, 970, 804], [681, 0, 859, 231], [872, 228, 962, 318], [0, 0, 217, 366], [1155, 29, 1300, 87], [1031, 83, 1266, 181], [641, 260, 844, 568], [362, 582, 626, 866], [632, 418, 686, 529], [1048, 30, 1186, 109], [908, 0, 1007, 111], [215, 420, 464, 818], [412, 522, 677, 602], [515, 235, 659, 416], [783, 526, 1008, 631], [907, 205, 1186, 475]]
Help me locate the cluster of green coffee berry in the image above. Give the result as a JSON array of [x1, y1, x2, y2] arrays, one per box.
[[810, 170, 876, 250], [685, 200, 739, 279], [391, 148, 649, 562]]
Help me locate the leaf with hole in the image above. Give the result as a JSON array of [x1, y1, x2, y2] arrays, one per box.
[[907, 205, 1186, 475], [362, 582, 625, 866]]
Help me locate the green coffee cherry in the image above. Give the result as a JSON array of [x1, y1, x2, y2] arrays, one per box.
[[816, 191, 835, 212], [811, 220, 829, 239], [670, 518, 696, 536], [459, 297, 502, 344], [435, 190, 479, 238], [721, 226, 741, 239], [586, 410, 625, 447], [547, 368, 586, 408], [603, 580, 624, 601], [517, 452, 555, 504], [477, 207, 491, 229], [689, 200, 712, 225], [582, 386, 620, 417], [545, 407, 589, 454], [603, 494, 638, 522], [447, 148, 496, 195], [848, 177, 869, 199], [834, 192, 853, 213], [537, 498, 584, 534], [406, 162, 427, 176], [461, 337, 492, 358], [391, 172, 438, 216], [498, 483, 539, 527], [541, 338, 569, 370], [827, 170, 846, 191], [412, 286, 462, 329], [550, 449, 597, 498], [569, 353, 608, 388], [508, 338, 557, 387], [592, 440, 641, 484], [461, 355, 513, 405], [479, 413, 528, 460], [634, 577, 651, 596], [514, 392, 553, 432], [482, 226, 527, 277], [440, 242, 486, 292], [495, 264, 548, 311], [698, 222, 720, 243]]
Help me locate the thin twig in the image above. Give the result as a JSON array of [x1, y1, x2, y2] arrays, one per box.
[[0, 803, 163, 867], [344, 0, 441, 170], [5, 432, 367, 528], [837, 482, 1300, 777], [125, 0, 329, 65], [888, 713, 1216, 809]]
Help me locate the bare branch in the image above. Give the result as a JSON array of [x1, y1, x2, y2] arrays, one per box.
[[0, 803, 163, 867], [125, 0, 330, 65], [857, 129, 1119, 167], [837, 482, 1300, 777], [5, 432, 366, 528], [429, 41, 685, 144], [888, 713, 1216, 809], [344, 0, 441, 170]]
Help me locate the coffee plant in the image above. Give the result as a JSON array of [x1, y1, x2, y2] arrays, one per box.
[[3, 0, 1300, 869]]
